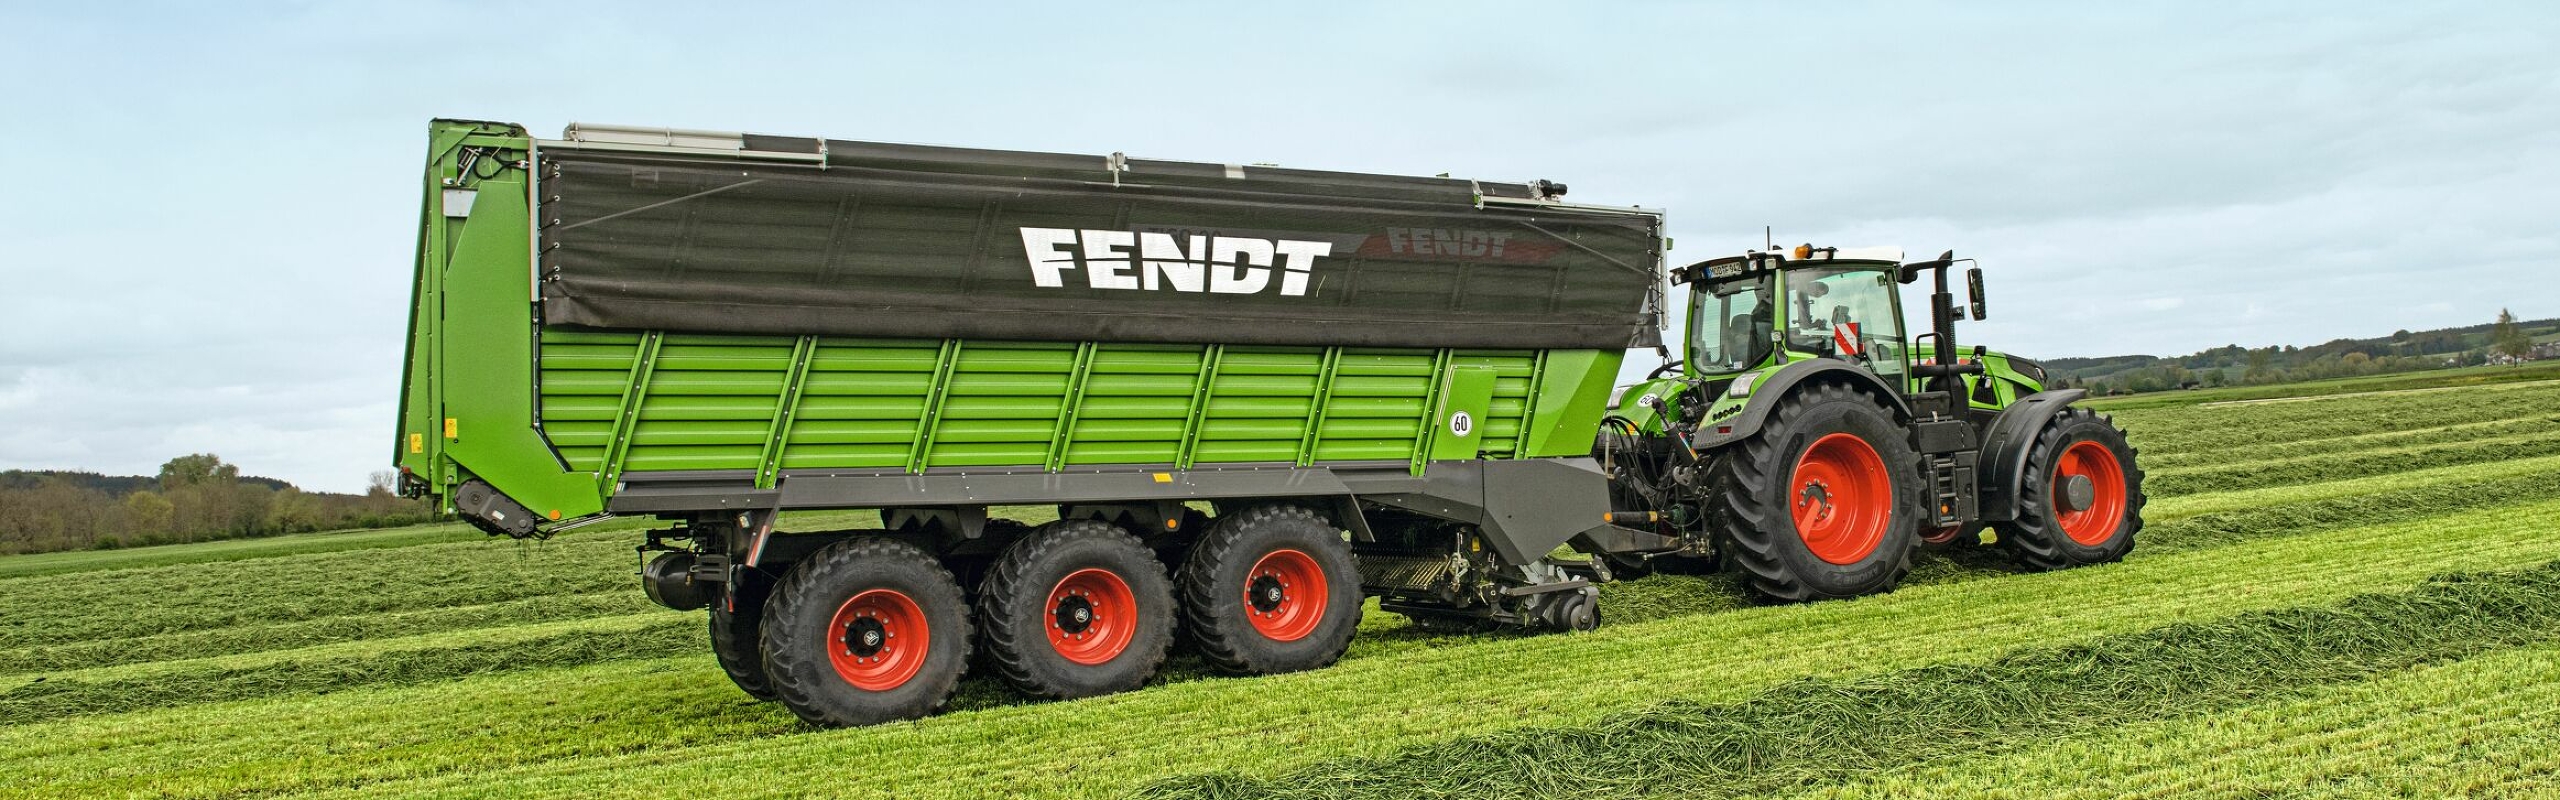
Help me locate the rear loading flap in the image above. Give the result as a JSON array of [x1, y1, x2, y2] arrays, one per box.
[[537, 145, 1663, 349]]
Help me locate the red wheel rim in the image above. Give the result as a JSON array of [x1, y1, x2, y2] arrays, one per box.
[[826, 588, 930, 691], [1045, 568, 1138, 665], [2054, 440, 2129, 546], [1243, 549, 1327, 642], [1790, 432, 1894, 565]]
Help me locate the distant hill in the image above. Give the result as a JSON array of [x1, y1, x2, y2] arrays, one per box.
[[2045, 315, 2560, 395]]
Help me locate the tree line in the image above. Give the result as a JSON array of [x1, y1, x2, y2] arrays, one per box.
[[0, 454, 437, 555], [2047, 310, 2554, 396]]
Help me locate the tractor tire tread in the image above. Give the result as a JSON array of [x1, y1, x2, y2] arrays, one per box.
[[1996, 408, 2147, 570]]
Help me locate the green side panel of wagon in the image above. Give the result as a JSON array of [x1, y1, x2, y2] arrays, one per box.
[[533, 331, 1624, 483]]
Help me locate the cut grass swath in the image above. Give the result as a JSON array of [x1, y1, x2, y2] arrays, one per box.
[[0, 614, 698, 723], [2138, 414, 2560, 469], [1142, 559, 2560, 800], [0, 591, 654, 675], [2143, 428, 2560, 496], [0, 536, 638, 649], [1777, 642, 2560, 799], [2110, 381, 2559, 454]]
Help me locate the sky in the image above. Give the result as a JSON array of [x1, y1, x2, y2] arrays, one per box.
[[2, 2, 2554, 492]]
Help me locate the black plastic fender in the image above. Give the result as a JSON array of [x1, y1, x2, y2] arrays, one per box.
[[1688, 360, 1914, 451], [1975, 389, 2090, 522]]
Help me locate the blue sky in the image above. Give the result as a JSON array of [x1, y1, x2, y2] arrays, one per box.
[[2, 2, 2554, 491]]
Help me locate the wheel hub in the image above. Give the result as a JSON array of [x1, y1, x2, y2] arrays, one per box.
[[1051, 594, 1096, 636], [1796, 480, 1836, 522], [842, 615, 888, 658], [1248, 575, 1287, 613], [2059, 474, 2096, 512]]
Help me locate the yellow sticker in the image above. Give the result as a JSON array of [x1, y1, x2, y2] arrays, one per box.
[[409, 433, 424, 454], [444, 418, 458, 439], [1152, 472, 1173, 483]]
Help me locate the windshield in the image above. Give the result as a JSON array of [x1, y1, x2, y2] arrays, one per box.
[[1782, 265, 1906, 383], [1689, 276, 1772, 373]]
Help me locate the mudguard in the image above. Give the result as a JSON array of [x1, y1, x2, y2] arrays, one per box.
[[1975, 389, 2089, 522], [1688, 359, 1913, 451]]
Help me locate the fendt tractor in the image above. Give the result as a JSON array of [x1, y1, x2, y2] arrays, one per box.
[[397, 119, 2144, 727]]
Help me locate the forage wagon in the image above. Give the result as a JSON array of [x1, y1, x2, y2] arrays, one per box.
[[395, 119, 2143, 726]]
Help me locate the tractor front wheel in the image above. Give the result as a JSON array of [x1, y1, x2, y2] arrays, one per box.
[[1996, 408, 2145, 570], [1706, 382, 1921, 601], [759, 536, 972, 727]]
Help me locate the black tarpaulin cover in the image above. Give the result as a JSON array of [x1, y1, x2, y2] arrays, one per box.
[[536, 140, 1663, 349]]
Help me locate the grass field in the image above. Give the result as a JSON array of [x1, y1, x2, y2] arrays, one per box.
[[5, 377, 2559, 798]]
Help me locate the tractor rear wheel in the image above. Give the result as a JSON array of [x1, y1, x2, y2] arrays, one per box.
[[1706, 383, 1921, 601], [708, 570, 777, 702], [976, 519, 1176, 699], [1996, 408, 2145, 570], [760, 536, 972, 727], [1177, 504, 1363, 675]]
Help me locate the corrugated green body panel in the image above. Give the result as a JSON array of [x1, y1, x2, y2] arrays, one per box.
[[537, 331, 1620, 476]]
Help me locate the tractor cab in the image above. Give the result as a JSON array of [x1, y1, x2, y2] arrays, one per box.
[[1685, 246, 1912, 388]]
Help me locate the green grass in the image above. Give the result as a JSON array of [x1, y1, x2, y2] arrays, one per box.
[[1145, 559, 2560, 799], [4, 371, 2559, 798], [9, 498, 2560, 799], [0, 521, 487, 579], [1777, 643, 2560, 799]]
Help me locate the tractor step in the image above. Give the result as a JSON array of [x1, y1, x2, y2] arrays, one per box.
[[1924, 452, 1980, 528]]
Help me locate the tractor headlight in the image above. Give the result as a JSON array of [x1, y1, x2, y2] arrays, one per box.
[[1727, 372, 1762, 398]]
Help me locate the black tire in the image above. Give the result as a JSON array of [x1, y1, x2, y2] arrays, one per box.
[[1996, 408, 2145, 570], [709, 570, 776, 702], [976, 519, 1177, 699], [1705, 382, 1922, 601], [760, 536, 972, 727], [1177, 504, 1363, 675]]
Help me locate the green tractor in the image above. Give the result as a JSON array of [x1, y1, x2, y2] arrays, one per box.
[[1598, 245, 2145, 599]]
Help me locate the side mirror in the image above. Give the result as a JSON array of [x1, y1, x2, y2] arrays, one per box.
[[1966, 267, 1987, 321]]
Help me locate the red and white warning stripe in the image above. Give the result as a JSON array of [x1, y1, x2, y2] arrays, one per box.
[[1833, 322, 1862, 356]]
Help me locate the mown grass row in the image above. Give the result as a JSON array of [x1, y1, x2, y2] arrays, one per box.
[[0, 613, 698, 721], [0, 522, 487, 580], [2139, 412, 2560, 469], [0, 591, 654, 675], [1779, 643, 2560, 799], [1142, 559, 2560, 799], [2105, 380, 2559, 453], [9, 498, 2555, 800], [2143, 428, 2560, 496], [0, 534, 637, 649]]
